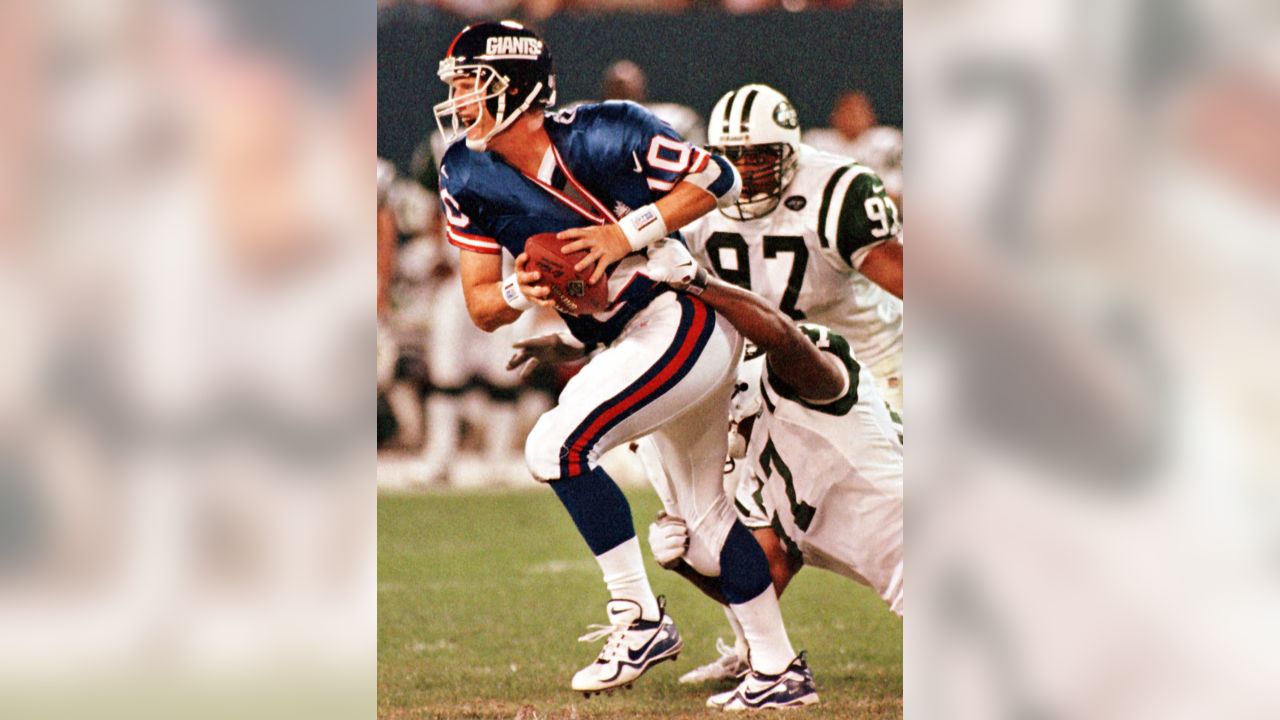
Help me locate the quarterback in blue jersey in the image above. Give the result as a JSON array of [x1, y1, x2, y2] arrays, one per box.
[[434, 20, 806, 701]]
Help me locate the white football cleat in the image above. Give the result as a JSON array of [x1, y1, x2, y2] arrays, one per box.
[[572, 597, 683, 696], [707, 651, 819, 711], [678, 637, 750, 684]]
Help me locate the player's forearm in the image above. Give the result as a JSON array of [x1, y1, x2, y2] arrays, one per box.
[[700, 278, 797, 352], [653, 181, 718, 232], [700, 278, 846, 399], [463, 281, 523, 332]]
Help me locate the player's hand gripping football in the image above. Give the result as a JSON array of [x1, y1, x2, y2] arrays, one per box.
[[513, 252, 557, 308], [645, 238, 703, 291], [647, 512, 689, 569], [557, 224, 631, 285], [506, 331, 587, 380]]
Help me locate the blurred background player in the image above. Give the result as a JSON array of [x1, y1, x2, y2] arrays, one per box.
[[802, 89, 903, 211], [599, 60, 706, 146], [378, 141, 550, 487], [432, 21, 808, 704], [377, 156, 435, 453], [683, 83, 904, 421]]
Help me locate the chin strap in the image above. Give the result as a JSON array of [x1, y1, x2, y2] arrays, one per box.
[[466, 81, 545, 152]]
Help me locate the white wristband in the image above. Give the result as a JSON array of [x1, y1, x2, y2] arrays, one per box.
[[501, 273, 532, 312], [618, 203, 668, 251]]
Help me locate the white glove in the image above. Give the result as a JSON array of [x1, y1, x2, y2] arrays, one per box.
[[648, 512, 689, 569], [645, 239, 705, 292]]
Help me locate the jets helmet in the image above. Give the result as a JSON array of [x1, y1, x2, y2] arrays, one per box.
[[435, 21, 556, 151], [707, 84, 801, 220]]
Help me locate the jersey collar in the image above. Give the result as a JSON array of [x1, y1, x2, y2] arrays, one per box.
[[517, 142, 619, 225]]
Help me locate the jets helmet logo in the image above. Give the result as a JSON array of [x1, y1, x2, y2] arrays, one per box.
[[772, 101, 798, 129]]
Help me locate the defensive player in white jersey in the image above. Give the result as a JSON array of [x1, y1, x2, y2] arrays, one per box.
[[682, 84, 904, 419], [641, 240, 903, 695]]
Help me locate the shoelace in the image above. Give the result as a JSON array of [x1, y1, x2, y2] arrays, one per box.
[[714, 637, 742, 665], [578, 622, 629, 662]]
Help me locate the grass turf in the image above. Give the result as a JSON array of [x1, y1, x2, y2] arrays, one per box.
[[379, 488, 901, 719]]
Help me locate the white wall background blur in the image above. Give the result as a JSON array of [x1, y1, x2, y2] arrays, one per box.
[[907, 1, 1280, 718], [0, 1, 374, 718]]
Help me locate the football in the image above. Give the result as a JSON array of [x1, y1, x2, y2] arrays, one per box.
[[523, 232, 610, 316]]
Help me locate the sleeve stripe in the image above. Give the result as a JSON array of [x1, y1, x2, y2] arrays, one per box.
[[816, 165, 851, 248], [447, 228, 501, 253], [448, 227, 499, 244], [647, 177, 675, 191], [702, 154, 737, 200], [448, 236, 501, 254], [690, 150, 710, 174], [818, 165, 865, 249]]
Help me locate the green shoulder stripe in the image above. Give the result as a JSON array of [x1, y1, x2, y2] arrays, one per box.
[[765, 324, 860, 416], [816, 164, 855, 248]]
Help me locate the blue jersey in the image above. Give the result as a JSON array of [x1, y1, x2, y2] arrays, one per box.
[[439, 101, 733, 346]]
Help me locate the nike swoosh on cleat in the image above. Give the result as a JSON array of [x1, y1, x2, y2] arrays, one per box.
[[743, 683, 785, 703], [597, 639, 681, 684], [742, 675, 808, 703], [626, 626, 671, 662]]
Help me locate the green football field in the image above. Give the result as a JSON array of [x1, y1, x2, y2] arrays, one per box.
[[378, 488, 902, 719]]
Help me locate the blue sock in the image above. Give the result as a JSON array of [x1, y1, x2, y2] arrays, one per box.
[[550, 466, 635, 556], [718, 520, 773, 605]]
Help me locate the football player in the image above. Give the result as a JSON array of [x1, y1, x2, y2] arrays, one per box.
[[643, 240, 903, 698], [434, 21, 805, 700], [509, 239, 901, 709], [682, 84, 903, 420]]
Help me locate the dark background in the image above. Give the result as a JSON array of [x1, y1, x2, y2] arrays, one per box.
[[377, 6, 902, 171]]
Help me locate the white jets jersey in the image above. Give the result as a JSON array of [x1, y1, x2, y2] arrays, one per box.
[[734, 325, 903, 613], [682, 144, 903, 371]]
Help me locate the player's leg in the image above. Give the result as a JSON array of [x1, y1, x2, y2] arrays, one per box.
[[802, 475, 903, 616], [639, 334, 811, 709], [419, 282, 472, 483], [523, 294, 729, 692], [476, 314, 530, 478]]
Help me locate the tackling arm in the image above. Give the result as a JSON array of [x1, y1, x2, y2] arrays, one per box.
[[646, 239, 847, 401], [701, 277, 848, 402]]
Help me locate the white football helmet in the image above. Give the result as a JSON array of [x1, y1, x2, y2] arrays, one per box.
[[707, 84, 801, 220]]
